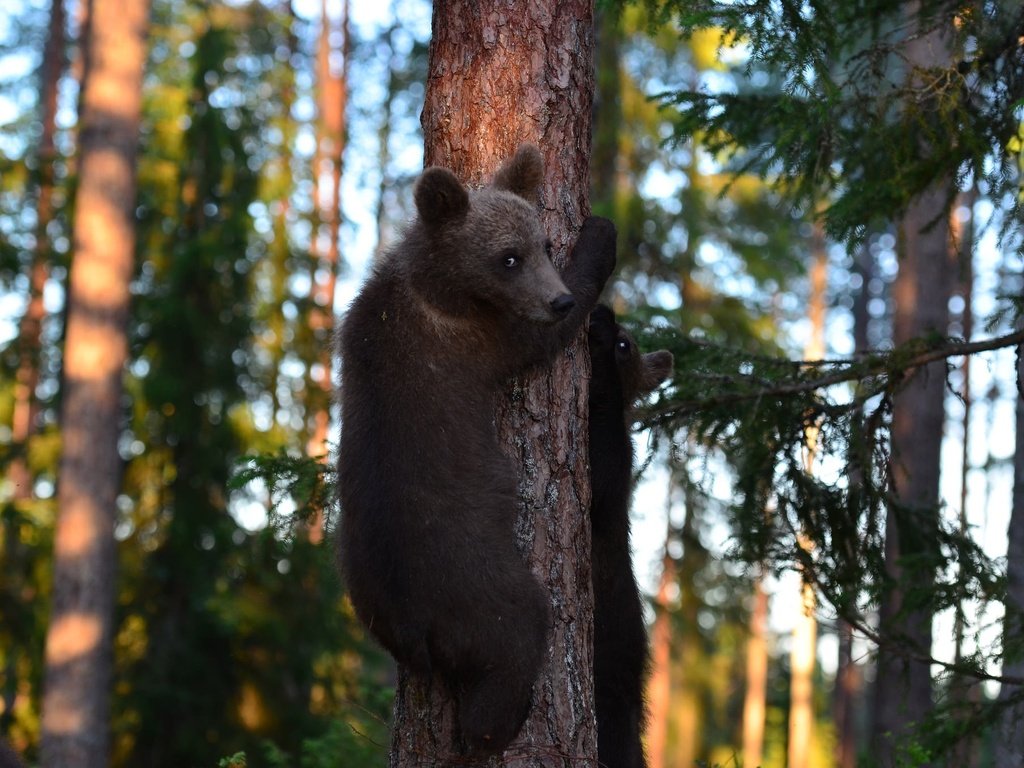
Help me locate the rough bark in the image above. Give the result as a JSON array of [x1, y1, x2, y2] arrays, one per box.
[[390, 2, 597, 765], [871, 9, 954, 758], [40, 0, 149, 765]]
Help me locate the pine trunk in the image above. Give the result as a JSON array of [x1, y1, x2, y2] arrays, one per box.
[[994, 343, 1024, 767], [833, 622, 859, 768], [646, 519, 676, 768], [40, 0, 148, 765], [306, 0, 350, 543], [389, 2, 598, 765], [950, 188, 979, 768], [741, 578, 769, 768], [789, 229, 826, 768], [871, 8, 954, 756], [10, 0, 66, 500], [834, 239, 874, 768], [4, 0, 66, 734]]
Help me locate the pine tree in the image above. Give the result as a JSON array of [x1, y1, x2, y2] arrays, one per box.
[[389, 1, 600, 762], [995, 345, 1024, 765], [41, 0, 149, 764]]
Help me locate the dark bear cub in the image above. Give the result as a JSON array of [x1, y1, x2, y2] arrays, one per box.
[[337, 145, 616, 756], [588, 305, 673, 768]]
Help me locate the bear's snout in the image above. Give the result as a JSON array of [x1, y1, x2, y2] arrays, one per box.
[[550, 293, 576, 317]]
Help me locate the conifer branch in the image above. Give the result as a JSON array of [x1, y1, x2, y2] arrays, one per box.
[[648, 328, 1024, 423]]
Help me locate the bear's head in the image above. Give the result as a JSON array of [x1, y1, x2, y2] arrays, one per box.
[[588, 305, 674, 410], [409, 144, 576, 325]]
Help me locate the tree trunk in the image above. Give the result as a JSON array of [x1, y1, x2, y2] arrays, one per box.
[[671, 491, 704, 768], [390, 2, 597, 764], [646, 507, 677, 768], [950, 188, 979, 768], [833, 239, 874, 768], [789, 228, 827, 768], [994, 343, 1024, 767], [833, 620, 858, 768], [10, 0, 66, 501], [741, 578, 769, 768], [40, 0, 149, 765], [306, 0, 350, 543], [871, 9, 954, 759], [4, 0, 67, 734], [788, 577, 817, 768]]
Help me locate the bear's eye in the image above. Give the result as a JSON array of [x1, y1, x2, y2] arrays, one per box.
[[616, 338, 631, 355], [501, 250, 519, 269], [544, 240, 554, 260]]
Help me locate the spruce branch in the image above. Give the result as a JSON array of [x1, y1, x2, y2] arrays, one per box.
[[645, 327, 1024, 424]]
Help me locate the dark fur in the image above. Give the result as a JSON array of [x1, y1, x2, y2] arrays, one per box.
[[588, 305, 673, 768], [0, 739, 24, 768], [337, 145, 616, 756]]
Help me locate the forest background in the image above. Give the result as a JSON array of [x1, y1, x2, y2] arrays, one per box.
[[1, 0, 1023, 766]]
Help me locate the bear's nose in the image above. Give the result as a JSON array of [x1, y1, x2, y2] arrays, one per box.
[[550, 293, 576, 317]]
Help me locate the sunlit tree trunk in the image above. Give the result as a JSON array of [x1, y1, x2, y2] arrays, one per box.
[[871, 9, 954, 762], [389, 1, 598, 763], [672, 494, 704, 768], [742, 578, 769, 768], [789, 228, 827, 768], [994, 344, 1024, 767], [646, 502, 677, 768], [40, 0, 149, 766], [306, 0, 349, 543]]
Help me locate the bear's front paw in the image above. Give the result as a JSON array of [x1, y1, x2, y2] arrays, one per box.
[[575, 216, 617, 285]]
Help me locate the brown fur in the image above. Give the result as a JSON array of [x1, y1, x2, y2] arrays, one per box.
[[337, 145, 616, 755]]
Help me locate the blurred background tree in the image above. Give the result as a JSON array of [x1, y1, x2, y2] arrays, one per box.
[[1, 0, 1022, 766]]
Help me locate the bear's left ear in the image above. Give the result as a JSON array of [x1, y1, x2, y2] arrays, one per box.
[[639, 350, 674, 394], [492, 144, 543, 204], [415, 167, 470, 229]]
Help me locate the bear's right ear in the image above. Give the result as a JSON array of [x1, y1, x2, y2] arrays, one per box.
[[414, 167, 470, 228], [492, 144, 543, 204]]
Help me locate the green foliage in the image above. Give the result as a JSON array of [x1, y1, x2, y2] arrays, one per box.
[[231, 452, 335, 531], [639, 324, 1017, 623], [641, 0, 1024, 244]]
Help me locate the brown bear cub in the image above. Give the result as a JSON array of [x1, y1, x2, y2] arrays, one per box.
[[588, 305, 673, 768], [337, 145, 617, 756]]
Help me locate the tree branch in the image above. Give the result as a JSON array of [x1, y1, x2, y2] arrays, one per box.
[[648, 328, 1024, 423]]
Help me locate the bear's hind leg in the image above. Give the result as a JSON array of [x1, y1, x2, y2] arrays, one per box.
[[457, 657, 540, 755], [454, 585, 548, 755]]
